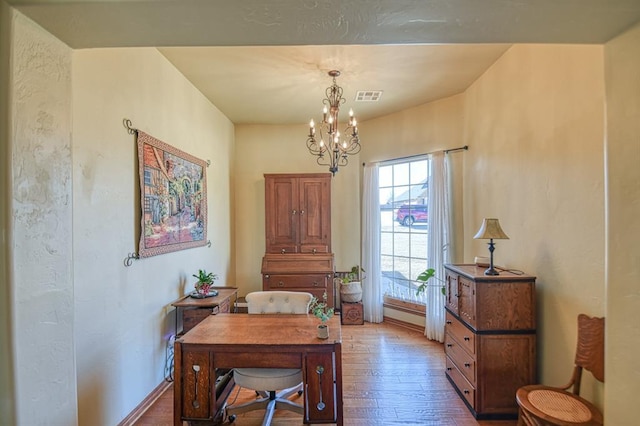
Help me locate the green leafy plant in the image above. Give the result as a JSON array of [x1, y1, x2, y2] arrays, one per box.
[[415, 268, 443, 296], [340, 265, 366, 284], [309, 291, 334, 323], [192, 269, 217, 293]]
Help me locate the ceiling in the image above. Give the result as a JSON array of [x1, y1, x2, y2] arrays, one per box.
[[7, 0, 640, 124]]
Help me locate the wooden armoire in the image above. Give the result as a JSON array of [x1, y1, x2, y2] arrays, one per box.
[[261, 173, 335, 307]]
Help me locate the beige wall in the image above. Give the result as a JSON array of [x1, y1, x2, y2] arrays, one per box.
[[234, 124, 360, 297], [463, 44, 606, 406], [604, 23, 640, 424], [72, 47, 234, 424]]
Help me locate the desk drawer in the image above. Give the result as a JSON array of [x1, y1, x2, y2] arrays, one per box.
[[264, 274, 327, 289]]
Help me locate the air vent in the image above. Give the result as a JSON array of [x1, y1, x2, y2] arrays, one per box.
[[355, 90, 383, 102]]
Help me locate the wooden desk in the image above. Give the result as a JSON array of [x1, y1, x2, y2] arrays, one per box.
[[174, 314, 343, 425], [171, 287, 238, 335]]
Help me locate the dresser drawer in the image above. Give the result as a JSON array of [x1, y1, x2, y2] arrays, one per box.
[[264, 274, 327, 289], [445, 332, 477, 386], [446, 311, 476, 355], [446, 356, 476, 410]]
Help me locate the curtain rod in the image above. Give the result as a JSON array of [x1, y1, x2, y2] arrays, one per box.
[[362, 145, 468, 166]]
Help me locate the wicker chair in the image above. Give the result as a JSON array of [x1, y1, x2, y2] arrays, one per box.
[[225, 291, 313, 425], [516, 314, 604, 426]]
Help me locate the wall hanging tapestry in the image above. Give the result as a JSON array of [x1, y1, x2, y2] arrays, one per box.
[[136, 131, 207, 258]]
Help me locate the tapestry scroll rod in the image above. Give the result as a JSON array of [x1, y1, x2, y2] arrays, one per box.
[[123, 118, 211, 166]]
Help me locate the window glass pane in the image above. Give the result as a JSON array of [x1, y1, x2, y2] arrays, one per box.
[[378, 155, 430, 304]]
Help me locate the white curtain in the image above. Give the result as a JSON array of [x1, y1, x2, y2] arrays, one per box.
[[361, 163, 384, 323], [424, 152, 452, 342]]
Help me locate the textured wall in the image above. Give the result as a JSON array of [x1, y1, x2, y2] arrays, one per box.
[[11, 11, 76, 425], [463, 44, 606, 407], [604, 23, 640, 424]]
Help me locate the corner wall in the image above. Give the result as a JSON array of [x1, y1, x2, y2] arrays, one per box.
[[463, 44, 606, 406], [603, 22, 640, 424], [10, 10, 76, 425], [0, 1, 16, 424]]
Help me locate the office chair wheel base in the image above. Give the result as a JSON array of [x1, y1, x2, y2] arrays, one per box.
[[227, 414, 236, 423]]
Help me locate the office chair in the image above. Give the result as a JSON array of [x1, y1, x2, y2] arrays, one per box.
[[225, 291, 313, 426], [516, 314, 604, 426]]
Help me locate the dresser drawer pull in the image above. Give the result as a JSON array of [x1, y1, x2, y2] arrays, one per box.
[[446, 343, 453, 348], [278, 281, 284, 287], [312, 282, 319, 287], [281, 249, 286, 254], [464, 336, 470, 342], [446, 320, 452, 325], [463, 389, 470, 395], [312, 248, 317, 254], [446, 367, 452, 371], [464, 363, 471, 368]]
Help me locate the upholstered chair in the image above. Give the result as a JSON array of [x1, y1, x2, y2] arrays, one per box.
[[225, 291, 313, 425]]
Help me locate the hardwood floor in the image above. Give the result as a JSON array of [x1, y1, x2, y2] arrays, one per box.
[[134, 321, 517, 426]]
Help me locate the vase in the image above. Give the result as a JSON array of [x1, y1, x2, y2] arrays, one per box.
[[317, 324, 329, 339], [340, 281, 362, 303]]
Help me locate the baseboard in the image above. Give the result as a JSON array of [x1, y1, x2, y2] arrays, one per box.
[[383, 316, 425, 334], [117, 379, 172, 426]]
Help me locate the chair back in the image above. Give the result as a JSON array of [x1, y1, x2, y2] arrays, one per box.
[[245, 291, 312, 314], [571, 314, 605, 394]]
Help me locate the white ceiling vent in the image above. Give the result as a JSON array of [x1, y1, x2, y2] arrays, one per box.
[[355, 90, 383, 102]]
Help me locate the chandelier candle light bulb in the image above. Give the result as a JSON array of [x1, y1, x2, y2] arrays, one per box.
[[306, 70, 362, 176]]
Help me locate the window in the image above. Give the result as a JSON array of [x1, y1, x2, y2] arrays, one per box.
[[379, 156, 430, 304]]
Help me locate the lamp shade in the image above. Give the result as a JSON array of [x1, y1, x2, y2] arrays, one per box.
[[473, 218, 509, 240]]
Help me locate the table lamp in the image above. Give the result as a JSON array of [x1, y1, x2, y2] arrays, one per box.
[[473, 218, 509, 275]]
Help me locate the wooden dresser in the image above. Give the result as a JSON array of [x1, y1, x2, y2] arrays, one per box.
[[444, 264, 536, 419], [261, 173, 335, 307]]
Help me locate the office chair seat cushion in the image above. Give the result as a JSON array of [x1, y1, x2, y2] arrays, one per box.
[[528, 388, 592, 422], [234, 368, 303, 391]]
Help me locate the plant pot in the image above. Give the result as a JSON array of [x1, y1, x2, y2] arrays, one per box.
[[340, 281, 362, 303], [317, 324, 329, 339]]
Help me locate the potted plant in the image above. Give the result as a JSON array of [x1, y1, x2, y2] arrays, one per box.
[[415, 268, 443, 296], [309, 291, 334, 339], [339, 265, 365, 303], [192, 269, 218, 298]]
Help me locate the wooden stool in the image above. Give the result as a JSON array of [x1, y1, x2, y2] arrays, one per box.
[[340, 301, 364, 325]]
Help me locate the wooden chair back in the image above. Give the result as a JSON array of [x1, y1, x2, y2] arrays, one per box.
[[568, 314, 605, 394]]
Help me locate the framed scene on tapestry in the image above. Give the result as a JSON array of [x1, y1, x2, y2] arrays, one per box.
[[137, 131, 207, 258]]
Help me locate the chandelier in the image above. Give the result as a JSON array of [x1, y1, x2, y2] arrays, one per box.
[[306, 70, 361, 176]]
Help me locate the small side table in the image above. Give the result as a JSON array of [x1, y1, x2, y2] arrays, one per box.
[[341, 301, 364, 325], [171, 287, 238, 335]]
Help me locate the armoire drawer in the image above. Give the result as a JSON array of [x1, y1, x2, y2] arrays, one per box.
[[264, 274, 327, 289], [446, 311, 476, 355]]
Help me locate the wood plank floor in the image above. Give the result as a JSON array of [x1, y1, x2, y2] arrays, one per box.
[[134, 321, 517, 426]]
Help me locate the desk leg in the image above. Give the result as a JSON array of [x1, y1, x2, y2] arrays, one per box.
[[335, 343, 343, 426], [173, 340, 183, 426]]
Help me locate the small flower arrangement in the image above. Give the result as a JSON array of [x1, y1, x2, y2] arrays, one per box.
[[309, 291, 334, 323], [192, 269, 217, 295]]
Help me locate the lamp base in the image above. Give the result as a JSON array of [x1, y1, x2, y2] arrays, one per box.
[[484, 267, 500, 276]]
